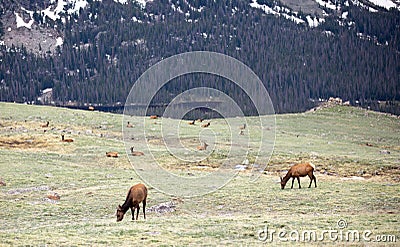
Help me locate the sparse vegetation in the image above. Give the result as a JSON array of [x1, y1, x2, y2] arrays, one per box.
[[0, 103, 399, 246]]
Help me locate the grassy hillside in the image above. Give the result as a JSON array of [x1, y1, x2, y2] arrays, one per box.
[[0, 102, 399, 246]]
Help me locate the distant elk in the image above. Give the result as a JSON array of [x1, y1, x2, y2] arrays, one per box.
[[280, 162, 317, 189], [130, 147, 144, 156], [47, 192, 60, 201], [116, 183, 147, 221], [106, 152, 119, 158], [239, 123, 246, 130], [88, 106, 95, 111], [41, 121, 49, 128], [188, 120, 195, 125], [197, 142, 208, 151], [126, 121, 134, 128], [149, 115, 158, 119], [201, 122, 210, 128], [61, 134, 73, 142], [197, 118, 203, 123]]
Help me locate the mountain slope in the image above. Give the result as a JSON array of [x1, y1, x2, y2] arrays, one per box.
[[0, 0, 399, 114]]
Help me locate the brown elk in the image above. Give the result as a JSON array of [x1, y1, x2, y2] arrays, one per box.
[[197, 118, 203, 123], [61, 134, 73, 142], [116, 183, 147, 221], [47, 192, 60, 201], [41, 121, 49, 128], [106, 152, 119, 158], [130, 146, 144, 156], [188, 120, 195, 125], [150, 115, 158, 119], [280, 163, 317, 189], [197, 142, 208, 151], [239, 123, 246, 130], [126, 121, 134, 128], [88, 106, 95, 111], [201, 122, 210, 128]]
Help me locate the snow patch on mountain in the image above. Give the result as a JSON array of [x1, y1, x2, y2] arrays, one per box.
[[15, 12, 34, 29], [250, 0, 326, 27], [67, 0, 89, 14], [350, 0, 399, 12], [56, 37, 64, 46], [306, 15, 325, 28], [315, 0, 338, 10], [250, 0, 304, 24], [40, 0, 88, 22], [182, 0, 205, 12], [134, 0, 153, 8], [366, 0, 398, 10], [113, 0, 153, 8], [171, 4, 184, 14]]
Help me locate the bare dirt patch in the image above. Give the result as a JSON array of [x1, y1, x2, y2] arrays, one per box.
[[1, 9, 62, 56], [0, 135, 49, 149]]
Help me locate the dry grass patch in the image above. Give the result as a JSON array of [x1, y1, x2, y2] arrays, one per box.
[[0, 134, 76, 154]]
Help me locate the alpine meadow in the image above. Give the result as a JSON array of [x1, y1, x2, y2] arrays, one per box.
[[0, 102, 399, 245]]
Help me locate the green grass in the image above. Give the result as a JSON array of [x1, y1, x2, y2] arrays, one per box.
[[0, 102, 399, 246]]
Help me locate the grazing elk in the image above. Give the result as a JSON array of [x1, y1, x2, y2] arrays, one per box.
[[150, 115, 158, 119], [106, 152, 119, 158], [88, 106, 95, 111], [201, 122, 210, 128], [239, 123, 246, 130], [197, 118, 203, 123], [41, 121, 49, 128], [197, 142, 208, 151], [61, 134, 73, 142], [188, 120, 195, 125], [130, 146, 144, 156], [116, 183, 147, 221], [280, 162, 317, 189]]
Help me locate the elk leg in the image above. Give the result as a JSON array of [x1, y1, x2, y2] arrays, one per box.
[[136, 206, 140, 220], [308, 174, 313, 188], [131, 207, 135, 220], [313, 175, 317, 188], [297, 177, 301, 189], [291, 177, 295, 189], [143, 200, 146, 220]]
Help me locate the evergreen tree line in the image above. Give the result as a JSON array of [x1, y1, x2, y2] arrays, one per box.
[[0, 0, 399, 114]]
